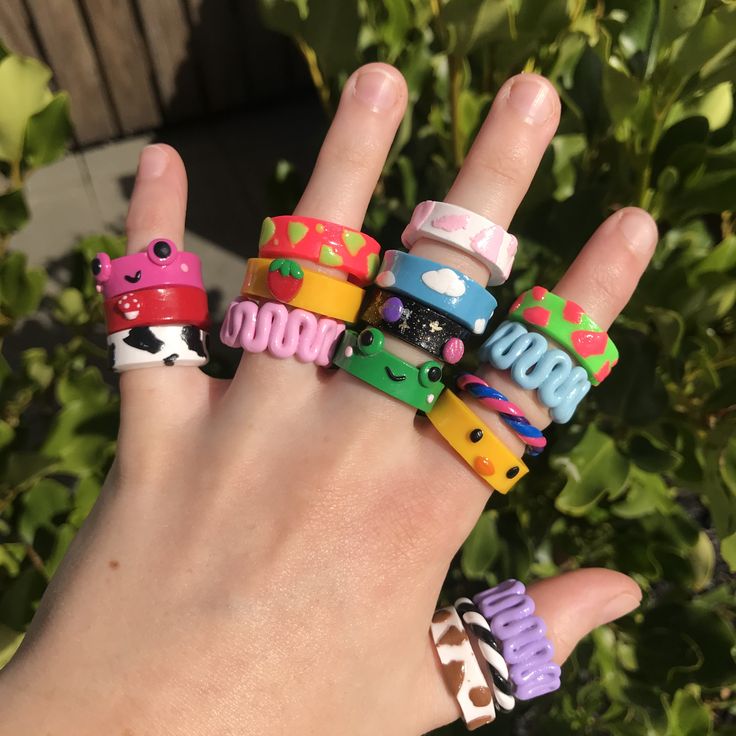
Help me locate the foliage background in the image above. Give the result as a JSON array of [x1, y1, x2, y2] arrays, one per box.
[[1, 0, 736, 734]]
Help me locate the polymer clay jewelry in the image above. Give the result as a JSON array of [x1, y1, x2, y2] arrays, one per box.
[[103, 286, 209, 333], [258, 215, 381, 285], [220, 299, 345, 366], [402, 201, 517, 285], [241, 258, 364, 324], [474, 580, 561, 700], [107, 324, 209, 371], [508, 286, 618, 385], [427, 389, 528, 493], [454, 597, 515, 713], [92, 239, 204, 298], [456, 374, 546, 455], [479, 321, 591, 423], [430, 606, 497, 730], [93, 241, 210, 373], [361, 288, 470, 364], [375, 250, 496, 334], [332, 328, 444, 411]]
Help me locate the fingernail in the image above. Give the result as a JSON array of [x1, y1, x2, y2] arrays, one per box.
[[353, 69, 399, 112], [137, 144, 169, 180], [506, 75, 555, 125], [597, 592, 641, 625], [617, 209, 658, 253]]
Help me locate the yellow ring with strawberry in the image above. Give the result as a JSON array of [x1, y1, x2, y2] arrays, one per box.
[[241, 258, 365, 324]]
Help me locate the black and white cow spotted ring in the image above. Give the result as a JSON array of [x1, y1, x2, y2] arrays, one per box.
[[107, 324, 209, 371]]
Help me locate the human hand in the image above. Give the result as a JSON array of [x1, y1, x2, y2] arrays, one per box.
[[0, 63, 657, 735]]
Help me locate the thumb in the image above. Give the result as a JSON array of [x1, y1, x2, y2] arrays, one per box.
[[421, 568, 641, 732]]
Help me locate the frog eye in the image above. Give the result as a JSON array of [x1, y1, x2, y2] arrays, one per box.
[[357, 327, 384, 356], [91, 252, 111, 283], [418, 361, 443, 387], [147, 238, 178, 265]]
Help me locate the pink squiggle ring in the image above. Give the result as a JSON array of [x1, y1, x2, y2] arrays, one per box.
[[220, 299, 345, 366], [401, 201, 518, 285]]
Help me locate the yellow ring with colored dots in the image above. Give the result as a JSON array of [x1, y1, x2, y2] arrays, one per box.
[[241, 258, 365, 323], [427, 390, 528, 494]]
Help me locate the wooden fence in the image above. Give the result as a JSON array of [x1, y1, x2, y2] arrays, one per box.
[[0, 0, 309, 146]]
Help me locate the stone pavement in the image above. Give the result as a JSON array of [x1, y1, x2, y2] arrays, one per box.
[[14, 100, 325, 315]]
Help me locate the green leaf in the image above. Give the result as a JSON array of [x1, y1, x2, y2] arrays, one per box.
[[0, 623, 23, 669], [2, 451, 56, 490], [0, 189, 30, 236], [259, 0, 306, 36], [19, 479, 71, 545], [23, 91, 71, 169], [0, 54, 53, 164], [665, 685, 713, 736], [670, 5, 736, 82], [657, 0, 705, 48], [646, 306, 685, 356], [721, 532, 736, 571], [53, 288, 88, 326], [553, 425, 630, 516], [442, 0, 510, 56], [0, 250, 45, 316], [461, 512, 499, 579], [0, 419, 14, 450], [688, 531, 715, 591]]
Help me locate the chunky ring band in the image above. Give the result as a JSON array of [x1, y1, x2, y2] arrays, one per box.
[[431, 606, 497, 730], [241, 258, 364, 324], [427, 390, 528, 494], [508, 286, 619, 385], [474, 580, 561, 700], [401, 201, 518, 285], [374, 250, 497, 334], [479, 321, 591, 423], [258, 215, 381, 285], [103, 286, 209, 333], [454, 597, 515, 714], [332, 328, 445, 411], [220, 298, 345, 366], [456, 374, 546, 455], [360, 288, 470, 364], [92, 239, 204, 299], [107, 324, 209, 372]]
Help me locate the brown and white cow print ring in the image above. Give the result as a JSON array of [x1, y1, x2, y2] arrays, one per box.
[[430, 606, 496, 730]]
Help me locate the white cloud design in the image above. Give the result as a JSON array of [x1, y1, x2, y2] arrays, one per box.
[[421, 268, 466, 297], [376, 271, 396, 287], [473, 318, 486, 335]]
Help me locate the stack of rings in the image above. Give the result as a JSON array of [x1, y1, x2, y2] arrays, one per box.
[[431, 580, 560, 729], [220, 216, 381, 364], [93, 239, 210, 371]]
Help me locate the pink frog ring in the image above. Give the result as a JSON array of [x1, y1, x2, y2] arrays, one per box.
[[92, 239, 204, 299]]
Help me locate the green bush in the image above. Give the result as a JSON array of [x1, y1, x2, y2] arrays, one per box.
[[0, 0, 735, 733], [260, 0, 736, 733]]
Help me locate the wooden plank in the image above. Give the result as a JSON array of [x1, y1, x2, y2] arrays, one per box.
[[81, 0, 162, 134], [0, 0, 41, 58], [135, 0, 204, 121], [184, 0, 247, 112], [25, 0, 118, 144]]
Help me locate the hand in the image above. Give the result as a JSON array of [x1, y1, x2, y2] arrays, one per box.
[[0, 64, 656, 735]]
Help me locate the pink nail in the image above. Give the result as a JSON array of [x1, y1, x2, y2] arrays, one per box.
[[506, 76, 555, 125], [353, 69, 399, 112], [137, 144, 169, 180], [617, 210, 659, 253]]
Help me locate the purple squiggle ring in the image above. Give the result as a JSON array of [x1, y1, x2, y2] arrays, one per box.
[[473, 579, 561, 700]]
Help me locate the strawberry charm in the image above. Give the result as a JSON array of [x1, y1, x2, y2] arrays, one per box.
[[115, 293, 141, 320], [267, 259, 304, 303]]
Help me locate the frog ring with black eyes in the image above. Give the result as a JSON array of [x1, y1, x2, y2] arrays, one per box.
[[332, 328, 446, 411]]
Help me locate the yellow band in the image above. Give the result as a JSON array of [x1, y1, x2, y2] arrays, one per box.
[[241, 258, 364, 323], [427, 390, 528, 494]]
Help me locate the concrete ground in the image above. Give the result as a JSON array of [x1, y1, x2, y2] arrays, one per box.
[[14, 99, 325, 315]]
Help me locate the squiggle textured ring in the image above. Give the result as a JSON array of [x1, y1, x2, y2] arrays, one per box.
[[456, 374, 546, 455], [479, 321, 591, 423], [220, 299, 345, 366]]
